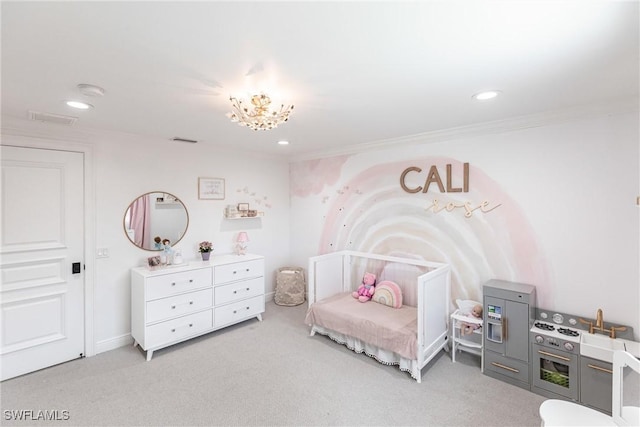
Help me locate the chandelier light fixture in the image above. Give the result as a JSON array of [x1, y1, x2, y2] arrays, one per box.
[[227, 93, 294, 131]]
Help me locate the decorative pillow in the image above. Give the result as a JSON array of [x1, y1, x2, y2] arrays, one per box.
[[372, 280, 403, 308]]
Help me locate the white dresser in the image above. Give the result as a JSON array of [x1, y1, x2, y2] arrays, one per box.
[[131, 253, 264, 360]]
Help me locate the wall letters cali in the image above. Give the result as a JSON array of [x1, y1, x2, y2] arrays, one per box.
[[400, 162, 501, 217]]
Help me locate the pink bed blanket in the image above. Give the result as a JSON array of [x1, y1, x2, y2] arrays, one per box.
[[304, 292, 418, 360]]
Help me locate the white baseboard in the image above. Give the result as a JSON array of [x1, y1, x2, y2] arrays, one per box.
[[95, 333, 133, 355]]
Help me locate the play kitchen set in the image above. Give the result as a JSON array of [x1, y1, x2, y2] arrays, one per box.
[[476, 279, 639, 415]]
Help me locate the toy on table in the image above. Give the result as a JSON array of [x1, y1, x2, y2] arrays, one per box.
[[153, 236, 163, 250], [460, 304, 483, 335], [161, 239, 173, 264], [352, 272, 377, 303]]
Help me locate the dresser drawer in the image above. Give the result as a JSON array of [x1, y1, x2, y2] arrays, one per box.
[[145, 268, 212, 300], [214, 295, 264, 328], [214, 259, 264, 284], [146, 310, 212, 349], [215, 277, 263, 306], [146, 288, 213, 324]]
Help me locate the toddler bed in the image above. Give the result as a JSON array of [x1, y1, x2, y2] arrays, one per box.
[[304, 251, 451, 382]]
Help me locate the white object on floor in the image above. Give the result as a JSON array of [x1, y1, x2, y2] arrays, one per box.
[[539, 350, 640, 427], [450, 308, 483, 369]]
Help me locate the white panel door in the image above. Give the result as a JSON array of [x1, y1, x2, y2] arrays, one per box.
[[0, 146, 84, 381]]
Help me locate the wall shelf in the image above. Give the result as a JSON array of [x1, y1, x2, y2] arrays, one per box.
[[224, 212, 264, 220]]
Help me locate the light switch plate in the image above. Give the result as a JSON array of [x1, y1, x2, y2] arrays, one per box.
[[96, 248, 109, 258]]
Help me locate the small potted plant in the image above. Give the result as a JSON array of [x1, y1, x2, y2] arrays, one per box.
[[199, 241, 213, 261]]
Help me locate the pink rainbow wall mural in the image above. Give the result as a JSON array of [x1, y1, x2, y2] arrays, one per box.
[[291, 155, 552, 308]]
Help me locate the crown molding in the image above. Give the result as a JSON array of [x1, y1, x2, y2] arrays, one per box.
[[0, 116, 285, 161], [288, 98, 639, 162]]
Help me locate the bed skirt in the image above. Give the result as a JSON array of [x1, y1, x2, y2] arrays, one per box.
[[310, 324, 420, 380]]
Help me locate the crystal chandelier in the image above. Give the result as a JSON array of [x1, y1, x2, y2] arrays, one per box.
[[227, 93, 294, 131]]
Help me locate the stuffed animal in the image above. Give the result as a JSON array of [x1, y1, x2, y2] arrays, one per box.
[[460, 304, 483, 335], [352, 272, 377, 302]]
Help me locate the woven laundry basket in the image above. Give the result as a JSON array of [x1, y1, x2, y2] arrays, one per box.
[[274, 267, 306, 306]]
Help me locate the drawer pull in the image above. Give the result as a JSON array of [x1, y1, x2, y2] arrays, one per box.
[[233, 271, 237, 274], [538, 350, 571, 362], [171, 279, 193, 287], [233, 290, 237, 294], [587, 364, 613, 374], [246, 268, 250, 272], [171, 301, 194, 309], [491, 362, 519, 373], [246, 287, 250, 291], [246, 306, 250, 310], [171, 323, 194, 333], [233, 310, 237, 314]]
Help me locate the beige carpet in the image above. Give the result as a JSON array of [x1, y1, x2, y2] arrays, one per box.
[[1, 301, 546, 426]]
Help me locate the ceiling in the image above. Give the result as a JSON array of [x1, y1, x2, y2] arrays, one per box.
[[2, 1, 638, 158]]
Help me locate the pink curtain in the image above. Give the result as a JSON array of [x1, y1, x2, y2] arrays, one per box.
[[129, 194, 151, 248]]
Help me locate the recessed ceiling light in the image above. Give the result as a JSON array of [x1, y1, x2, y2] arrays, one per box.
[[277, 140, 289, 145], [472, 90, 501, 101], [66, 101, 93, 110]]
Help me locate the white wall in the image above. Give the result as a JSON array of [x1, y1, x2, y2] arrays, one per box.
[[289, 110, 639, 337], [2, 108, 638, 353], [1, 120, 291, 353]]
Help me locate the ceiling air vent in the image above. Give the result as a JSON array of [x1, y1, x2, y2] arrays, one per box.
[[28, 110, 78, 126], [171, 137, 198, 143]]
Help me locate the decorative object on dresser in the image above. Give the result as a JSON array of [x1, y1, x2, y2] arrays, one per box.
[[235, 232, 249, 255], [482, 279, 536, 391], [198, 241, 213, 261], [131, 254, 265, 361]]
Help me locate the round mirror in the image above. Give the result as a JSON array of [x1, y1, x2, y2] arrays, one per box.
[[123, 192, 189, 251]]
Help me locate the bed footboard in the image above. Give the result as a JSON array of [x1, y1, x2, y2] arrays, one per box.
[[416, 263, 451, 382]]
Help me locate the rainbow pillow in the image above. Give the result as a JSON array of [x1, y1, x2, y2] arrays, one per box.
[[372, 280, 403, 308]]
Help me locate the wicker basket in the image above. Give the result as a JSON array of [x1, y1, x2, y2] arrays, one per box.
[[274, 267, 306, 306]]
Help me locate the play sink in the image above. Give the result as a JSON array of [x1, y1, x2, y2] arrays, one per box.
[[580, 333, 628, 363]]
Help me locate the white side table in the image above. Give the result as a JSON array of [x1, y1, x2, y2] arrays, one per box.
[[450, 309, 484, 371]]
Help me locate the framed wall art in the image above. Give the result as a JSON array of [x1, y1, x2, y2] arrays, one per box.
[[198, 177, 225, 200]]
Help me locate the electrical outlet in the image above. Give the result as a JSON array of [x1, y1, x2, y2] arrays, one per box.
[[96, 248, 109, 258]]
